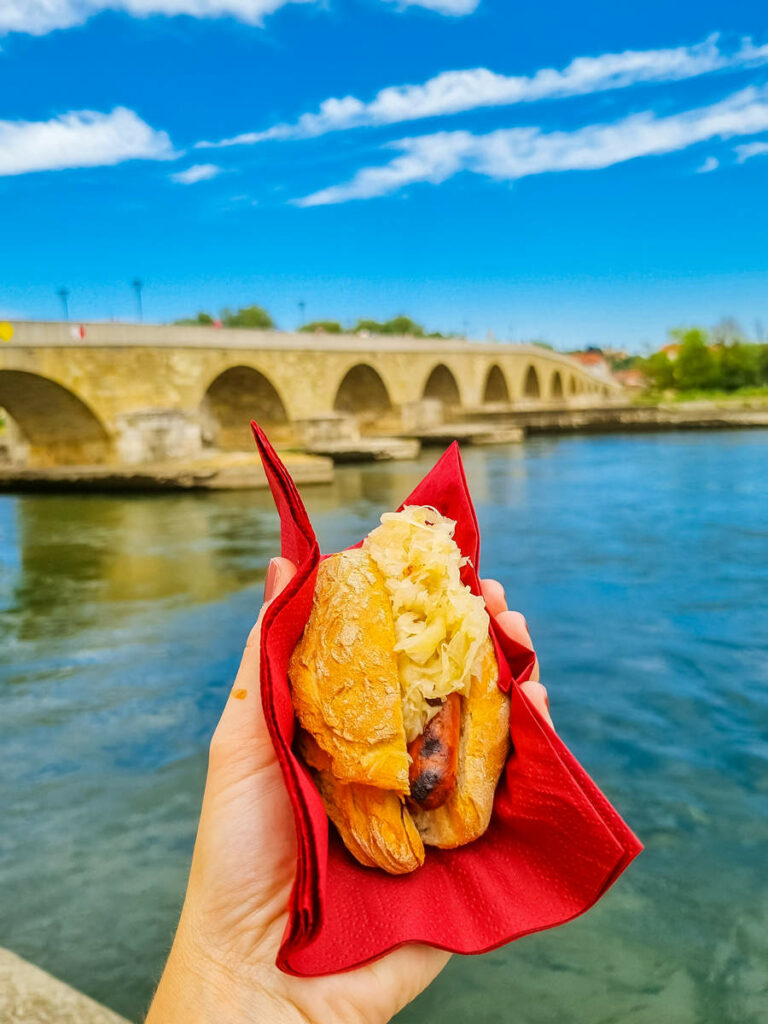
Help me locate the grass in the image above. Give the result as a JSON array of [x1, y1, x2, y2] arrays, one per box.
[[635, 386, 768, 407]]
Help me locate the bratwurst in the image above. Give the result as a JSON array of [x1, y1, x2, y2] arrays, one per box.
[[289, 506, 510, 874]]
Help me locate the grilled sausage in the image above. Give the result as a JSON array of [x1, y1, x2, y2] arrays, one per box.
[[407, 692, 461, 810]]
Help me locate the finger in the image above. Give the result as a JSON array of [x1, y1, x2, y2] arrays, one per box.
[[209, 558, 297, 774], [495, 609, 540, 682], [480, 578, 507, 618], [520, 679, 554, 730]]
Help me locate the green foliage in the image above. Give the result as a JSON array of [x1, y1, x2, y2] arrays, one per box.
[[643, 351, 675, 390], [353, 316, 427, 337], [640, 324, 768, 395], [221, 304, 274, 329], [298, 320, 343, 334], [718, 341, 762, 390], [672, 329, 719, 390], [174, 311, 214, 326]]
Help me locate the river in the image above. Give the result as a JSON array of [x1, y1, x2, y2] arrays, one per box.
[[1, 432, 767, 1023]]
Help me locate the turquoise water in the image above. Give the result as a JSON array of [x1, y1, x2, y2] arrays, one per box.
[[1, 433, 767, 1022]]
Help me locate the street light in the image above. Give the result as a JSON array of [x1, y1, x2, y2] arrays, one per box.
[[56, 288, 70, 321], [298, 300, 306, 327], [132, 279, 144, 322]]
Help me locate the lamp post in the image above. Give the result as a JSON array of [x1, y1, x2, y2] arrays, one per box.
[[56, 288, 70, 321], [132, 279, 144, 322], [298, 300, 306, 328]]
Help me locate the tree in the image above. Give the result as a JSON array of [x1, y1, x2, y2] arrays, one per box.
[[381, 316, 425, 337], [718, 342, 761, 390], [642, 351, 675, 390], [353, 316, 426, 337], [298, 320, 343, 334], [174, 311, 214, 326], [221, 305, 274, 329], [673, 329, 719, 390]]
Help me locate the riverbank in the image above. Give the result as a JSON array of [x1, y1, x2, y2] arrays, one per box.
[[0, 450, 332, 493], [0, 948, 130, 1024], [484, 401, 768, 434]]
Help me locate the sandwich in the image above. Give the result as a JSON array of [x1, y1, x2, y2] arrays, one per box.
[[289, 505, 510, 874]]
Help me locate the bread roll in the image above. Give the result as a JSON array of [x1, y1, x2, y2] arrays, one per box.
[[289, 549, 410, 792], [288, 507, 510, 873]]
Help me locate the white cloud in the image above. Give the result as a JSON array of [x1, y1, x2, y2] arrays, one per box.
[[0, 0, 313, 36], [734, 139, 768, 162], [170, 162, 222, 183], [381, 0, 479, 14], [0, 107, 175, 176], [696, 155, 719, 173], [200, 34, 768, 148], [295, 85, 768, 205], [0, 0, 469, 35]]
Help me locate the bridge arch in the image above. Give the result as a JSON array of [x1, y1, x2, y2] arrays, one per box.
[[522, 365, 541, 399], [202, 365, 289, 450], [483, 364, 510, 403], [551, 370, 564, 399], [423, 363, 461, 406], [0, 370, 111, 465], [333, 363, 392, 416], [568, 374, 577, 395]]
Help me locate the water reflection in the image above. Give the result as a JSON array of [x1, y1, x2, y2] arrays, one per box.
[[1, 491, 281, 642]]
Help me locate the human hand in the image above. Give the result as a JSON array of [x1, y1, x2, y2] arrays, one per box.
[[146, 564, 551, 1024]]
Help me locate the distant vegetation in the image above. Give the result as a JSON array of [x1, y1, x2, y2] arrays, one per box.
[[300, 315, 450, 338], [298, 320, 343, 334], [173, 312, 215, 326], [638, 326, 768, 394], [173, 304, 274, 329], [173, 306, 452, 338]]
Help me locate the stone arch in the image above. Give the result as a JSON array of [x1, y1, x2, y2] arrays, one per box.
[[202, 365, 289, 450], [333, 363, 392, 415], [483, 364, 510, 404], [423, 363, 461, 405], [551, 370, 564, 399], [522, 365, 541, 399], [568, 375, 577, 395], [0, 370, 111, 466]]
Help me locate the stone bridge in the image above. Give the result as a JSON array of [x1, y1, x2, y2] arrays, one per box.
[[0, 321, 621, 466]]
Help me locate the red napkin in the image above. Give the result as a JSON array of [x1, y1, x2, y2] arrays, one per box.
[[252, 423, 642, 976]]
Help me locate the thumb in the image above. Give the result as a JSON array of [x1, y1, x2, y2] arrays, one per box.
[[208, 557, 297, 778]]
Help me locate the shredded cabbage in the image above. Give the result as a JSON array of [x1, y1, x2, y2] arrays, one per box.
[[362, 505, 490, 743]]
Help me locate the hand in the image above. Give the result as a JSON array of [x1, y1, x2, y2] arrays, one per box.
[[146, 563, 552, 1024]]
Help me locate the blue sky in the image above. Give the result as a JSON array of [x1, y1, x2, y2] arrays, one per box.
[[1, 0, 767, 350]]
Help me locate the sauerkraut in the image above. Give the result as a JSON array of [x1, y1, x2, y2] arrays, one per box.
[[362, 505, 490, 743]]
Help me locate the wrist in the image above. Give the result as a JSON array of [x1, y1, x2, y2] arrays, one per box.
[[146, 914, 306, 1024]]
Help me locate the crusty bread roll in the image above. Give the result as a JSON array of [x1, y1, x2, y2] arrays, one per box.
[[288, 507, 510, 873], [289, 549, 410, 793]]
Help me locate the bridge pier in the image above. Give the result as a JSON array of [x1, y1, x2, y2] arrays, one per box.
[[114, 410, 204, 464]]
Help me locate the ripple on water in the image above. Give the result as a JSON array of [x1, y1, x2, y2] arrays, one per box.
[[1, 432, 767, 1022]]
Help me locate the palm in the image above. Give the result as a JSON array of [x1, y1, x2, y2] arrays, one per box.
[[192, 720, 449, 1024], [168, 566, 543, 1024]]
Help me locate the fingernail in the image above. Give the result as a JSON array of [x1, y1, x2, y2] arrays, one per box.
[[264, 558, 281, 602]]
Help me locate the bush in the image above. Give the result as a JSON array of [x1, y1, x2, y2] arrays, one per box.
[[174, 311, 214, 326], [673, 329, 719, 390], [221, 305, 274, 329], [354, 316, 426, 337], [643, 351, 675, 390], [298, 320, 343, 334]]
